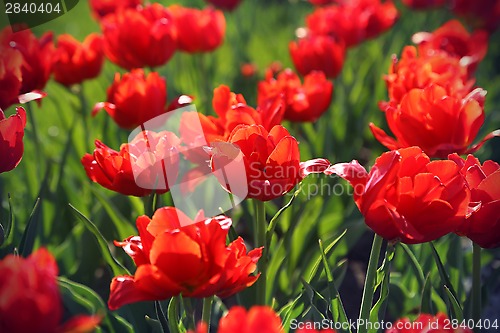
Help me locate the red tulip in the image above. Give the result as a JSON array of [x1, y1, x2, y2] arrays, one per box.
[[53, 33, 104, 86], [204, 0, 241, 11], [0, 248, 100, 333], [170, 5, 226, 53], [401, 0, 446, 9], [108, 207, 262, 310], [240, 63, 258, 77], [0, 26, 53, 94], [0, 107, 27, 174], [210, 124, 330, 201], [289, 33, 345, 79], [217, 306, 284, 333], [0, 48, 23, 110], [306, 0, 399, 48], [387, 313, 472, 333], [258, 68, 333, 122], [325, 147, 470, 244], [93, 69, 167, 129], [101, 3, 177, 70], [309, 0, 337, 5], [451, 0, 500, 33], [81, 131, 181, 197], [383, 46, 473, 105], [449, 154, 500, 248], [412, 20, 488, 74], [89, 0, 142, 19], [371, 85, 498, 158]]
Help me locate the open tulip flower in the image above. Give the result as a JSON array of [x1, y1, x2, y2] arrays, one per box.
[[0, 248, 100, 333], [382, 46, 473, 105], [0, 107, 27, 174], [89, 0, 142, 19], [306, 0, 399, 48], [0, 48, 23, 110], [210, 124, 330, 201], [108, 207, 262, 310], [81, 130, 181, 197], [371, 85, 498, 158], [289, 33, 345, 79], [412, 20, 488, 74], [92, 69, 167, 129], [449, 154, 500, 248], [258, 68, 333, 122], [170, 5, 226, 53], [451, 0, 500, 33], [325, 147, 470, 244], [101, 3, 177, 70], [53, 33, 105, 86]]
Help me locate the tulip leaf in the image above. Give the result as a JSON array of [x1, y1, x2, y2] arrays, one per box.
[[421, 274, 434, 314], [400, 243, 425, 289], [0, 194, 15, 249], [155, 300, 170, 333], [18, 197, 41, 257], [145, 315, 164, 333], [429, 242, 460, 315], [369, 243, 395, 333], [318, 239, 351, 333], [69, 204, 129, 276], [444, 285, 464, 321], [301, 278, 328, 322]]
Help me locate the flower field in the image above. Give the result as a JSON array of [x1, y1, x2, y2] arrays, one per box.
[[1, 0, 500, 332]]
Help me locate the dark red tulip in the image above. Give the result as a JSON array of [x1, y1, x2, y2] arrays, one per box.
[[0, 48, 23, 110], [93, 69, 167, 129], [325, 147, 470, 244], [53, 33, 104, 86], [0, 107, 27, 174], [0, 248, 100, 333], [101, 3, 177, 70], [82, 131, 181, 197], [449, 154, 500, 248], [204, 0, 241, 11], [89, 0, 142, 19], [258, 68, 333, 122], [401, 0, 446, 9], [108, 207, 262, 310], [170, 5, 226, 53], [289, 33, 345, 79]]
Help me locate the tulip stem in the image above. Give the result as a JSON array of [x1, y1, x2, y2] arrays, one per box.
[[202, 295, 214, 330], [254, 199, 268, 305], [358, 233, 384, 333], [472, 242, 482, 327], [143, 192, 157, 217]]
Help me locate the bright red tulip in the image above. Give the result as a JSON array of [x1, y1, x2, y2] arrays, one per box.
[[0, 248, 100, 333], [412, 20, 488, 74], [93, 69, 167, 129], [241, 63, 258, 77], [210, 124, 330, 201], [451, 0, 500, 33], [449, 154, 500, 248], [204, 0, 241, 11], [258, 68, 333, 122], [89, 0, 142, 19], [101, 3, 177, 70], [217, 306, 284, 333], [170, 5, 226, 53], [53, 33, 104, 86], [325, 147, 470, 244], [81, 131, 181, 197], [0, 27, 53, 94], [306, 0, 399, 47], [108, 207, 262, 310], [289, 33, 345, 79], [371, 85, 498, 158], [382, 46, 473, 105], [0, 107, 27, 174], [401, 0, 446, 9], [387, 313, 473, 333], [0, 48, 23, 110]]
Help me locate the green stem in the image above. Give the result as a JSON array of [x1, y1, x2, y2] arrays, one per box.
[[358, 233, 384, 333], [472, 242, 481, 326], [155, 300, 169, 333], [76, 85, 91, 154], [26, 103, 42, 178], [143, 192, 157, 217], [254, 199, 267, 305], [202, 296, 214, 330]]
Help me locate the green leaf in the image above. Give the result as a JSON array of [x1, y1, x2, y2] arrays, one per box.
[[167, 297, 180, 333], [19, 198, 41, 256], [0, 194, 15, 248], [429, 242, 460, 315], [68, 204, 129, 276], [400, 243, 425, 289], [155, 300, 170, 333], [421, 274, 434, 314], [444, 285, 464, 321]]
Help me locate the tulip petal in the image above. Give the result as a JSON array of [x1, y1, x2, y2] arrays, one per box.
[[369, 123, 400, 150]]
